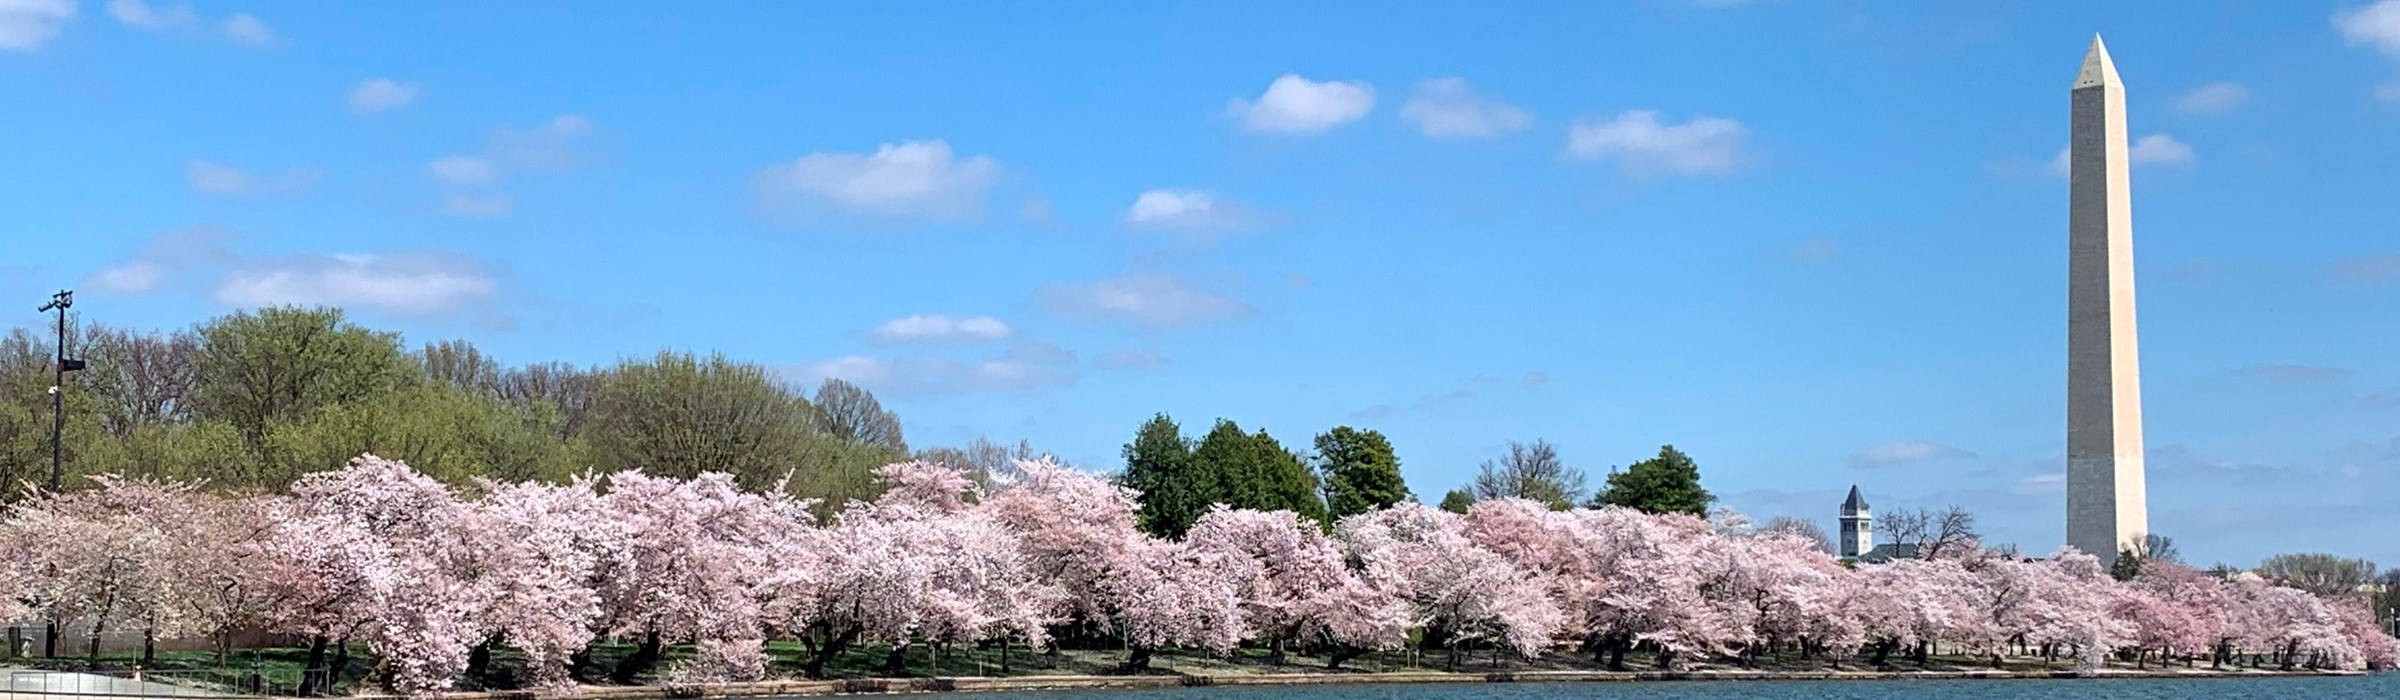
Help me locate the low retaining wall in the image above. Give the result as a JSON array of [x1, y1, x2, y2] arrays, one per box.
[[334, 667, 2366, 700]]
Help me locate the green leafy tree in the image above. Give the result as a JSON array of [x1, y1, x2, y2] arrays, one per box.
[[583, 351, 818, 490], [1121, 414, 1199, 537], [190, 307, 418, 451], [1595, 444, 1713, 516], [1188, 421, 1323, 526], [1315, 426, 1409, 520], [1437, 488, 1476, 514]]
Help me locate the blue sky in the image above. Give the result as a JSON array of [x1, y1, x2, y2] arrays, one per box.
[[4, 1, 2399, 567]]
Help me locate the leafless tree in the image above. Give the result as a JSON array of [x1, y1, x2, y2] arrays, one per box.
[[420, 339, 504, 397], [809, 378, 907, 453], [2256, 553, 2378, 598], [1761, 516, 1834, 554], [499, 362, 598, 438], [916, 436, 1055, 486], [1469, 439, 1587, 509], [1876, 505, 1979, 559], [81, 325, 199, 435]]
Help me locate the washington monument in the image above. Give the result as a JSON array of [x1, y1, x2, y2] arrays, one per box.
[[2066, 35, 2148, 566]]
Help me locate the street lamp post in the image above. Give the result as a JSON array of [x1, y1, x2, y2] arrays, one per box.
[[33, 290, 81, 659]]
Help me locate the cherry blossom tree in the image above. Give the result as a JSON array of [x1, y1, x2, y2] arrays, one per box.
[[1338, 502, 1561, 669]]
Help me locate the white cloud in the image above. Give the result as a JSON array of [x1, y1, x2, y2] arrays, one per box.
[[1038, 274, 1250, 327], [185, 159, 314, 196], [1565, 110, 1750, 176], [1400, 77, 1531, 139], [0, 0, 75, 51], [427, 156, 497, 186], [2173, 82, 2249, 114], [88, 230, 502, 317], [87, 261, 163, 293], [2378, 82, 2400, 103], [214, 252, 497, 316], [1095, 349, 1168, 370], [869, 314, 1012, 343], [789, 342, 1077, 395], [2046, 133, 2196, 176], [349, 78, 419, 114], [2336, 0, 2400, 57], [758, 140, 999, 218], [1124, 188, 1254, 234], [1226, 74, 1376, 134], [219, 11, 268, 45], [2129, 134, 2196, 167], [489, 114, 595, 170], [1788, 237, 1840, 264], [107, 1, 270, 46], [440, 193, 513, 218], [187, 160, 255, 194], [106, 0, 192, 31], [1848, 440, 1977, 468]]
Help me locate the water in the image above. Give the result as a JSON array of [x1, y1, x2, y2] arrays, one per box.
[[915, 674, 2400, 700]]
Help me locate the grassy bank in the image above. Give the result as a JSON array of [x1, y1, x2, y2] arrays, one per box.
[[3, 641, 2354, 697]]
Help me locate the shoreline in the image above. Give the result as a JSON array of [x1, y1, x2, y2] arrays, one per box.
[[344, 667, 2370, 700]]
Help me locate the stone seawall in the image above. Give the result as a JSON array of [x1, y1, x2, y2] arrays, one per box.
[[328, 668, 2365, 700]]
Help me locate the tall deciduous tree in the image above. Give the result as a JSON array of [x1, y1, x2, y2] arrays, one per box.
[[1470, 439, 1585, 510], [1595, 444, 1713, 516], [809, 379, 907, 454], [191, 307, 419, 448], [2256, 553, 2378, 599], [583, 351, 816, 489], [1314, 426, 1408, 520]]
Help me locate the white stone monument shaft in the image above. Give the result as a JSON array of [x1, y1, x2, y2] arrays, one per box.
[[2066, 35, 2148, 565]]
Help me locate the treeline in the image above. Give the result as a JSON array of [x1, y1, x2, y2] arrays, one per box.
[[0, 307, 923, 505]]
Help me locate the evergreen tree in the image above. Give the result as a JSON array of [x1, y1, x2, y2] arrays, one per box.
[[1314, 426, 1409, 520], [1437, 488, 1476, 514], [1595, 444, 1713, 516], [1120, 413, 1199, 537], [1191, 419, 1327, 528]]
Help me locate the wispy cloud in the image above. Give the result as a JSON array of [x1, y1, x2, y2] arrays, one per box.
[[2334, 253, 2400, 283], [186, 160, 316, 196], [756, 140, 999, 219], [107, 1, 274, 46], [1565, 110, 1750, 176], [788, 341, 1078, 395], [1400, 77, 1531, 139], [83, 228, 503, 318], [0, 0, 74, 51], [1227, 74, 1375, 134], [868, 314, 1012, 344], [1124, 189, 1261, 238], [426, 115, 598, 218], [2173, 82, 2249, 114], [2046, 133, 2196, 176], [1037, 274, 1250, 327], [2230, 363, 2351, 383], [1847, 440, 1977, 469], [349, 78, 420, 114]]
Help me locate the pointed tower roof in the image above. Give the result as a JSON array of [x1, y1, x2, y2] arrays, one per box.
[[2074, 34, 2122, 90], [1841, 485, 1870, 514]]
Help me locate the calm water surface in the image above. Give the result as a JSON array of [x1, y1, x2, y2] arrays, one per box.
[[914, 674, 2400, 699]]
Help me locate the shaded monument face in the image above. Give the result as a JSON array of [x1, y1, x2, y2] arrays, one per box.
[[2065, 35, 2149, 566]]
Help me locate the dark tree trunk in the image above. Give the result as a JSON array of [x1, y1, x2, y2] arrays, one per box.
[[1656, 647, 1675, 670], [882, 645, 908, 677], [141, 629, 156, 667], [1325, 646, 1366, 670], [298, 636, 330, 697], [611, 630, 663, 684], [328, 639, 354, 693], [44, 621, 56, 659], [1869, 639, 1893, 667], [800, 627, 860, 680], [1120, 646, 1153, 672], [1608, 639, 1629, 671], [465, 637, 496, 688], [1269, 636, 1287, 666]]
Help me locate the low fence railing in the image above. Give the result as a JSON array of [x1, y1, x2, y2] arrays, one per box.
[[0, 667, 299, 698]]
